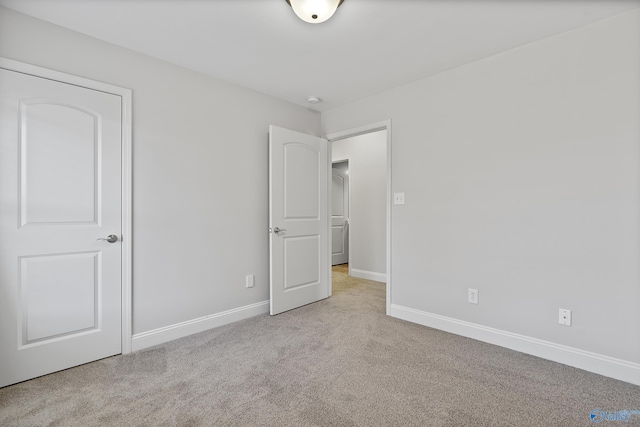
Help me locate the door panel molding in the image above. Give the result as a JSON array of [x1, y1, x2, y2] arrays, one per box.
[[0, 57, 133, 354], [19, 100, 101, 227]]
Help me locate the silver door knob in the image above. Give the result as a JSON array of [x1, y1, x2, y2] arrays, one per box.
[[97, 234, 118, 243], [273, 227, 287, 234]]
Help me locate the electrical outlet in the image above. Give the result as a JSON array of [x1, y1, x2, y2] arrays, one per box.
[[246, 274, 255, 288], [468, 289, 479, 304], [559, 308, 571, 326]]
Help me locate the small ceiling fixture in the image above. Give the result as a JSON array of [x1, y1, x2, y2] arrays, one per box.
[[307, 96, 321, 104], [286, 0, 344, 24]]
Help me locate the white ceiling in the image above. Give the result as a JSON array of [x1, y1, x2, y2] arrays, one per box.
[[1, 0, 639, 111]]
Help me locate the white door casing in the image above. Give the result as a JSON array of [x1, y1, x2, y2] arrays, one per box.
[[269, 125, 330, 315], [331, 163, 349, 265], [0, 60, 131, 387]]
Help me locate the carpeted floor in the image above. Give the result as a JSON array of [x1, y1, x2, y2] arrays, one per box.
[[1, 265, 639, 426]]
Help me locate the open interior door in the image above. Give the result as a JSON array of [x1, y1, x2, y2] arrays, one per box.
[[269, 125, 329, 315]]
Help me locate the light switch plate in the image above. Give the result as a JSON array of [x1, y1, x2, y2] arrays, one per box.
[[394, 193, 405, 205]]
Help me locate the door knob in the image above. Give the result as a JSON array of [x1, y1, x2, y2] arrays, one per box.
[[273, 227, 287, 234], [97, 234, 118, 243]]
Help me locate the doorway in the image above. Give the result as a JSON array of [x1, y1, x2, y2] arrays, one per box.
[[327, 121, 391, 314], [268, 121, 391, 316]]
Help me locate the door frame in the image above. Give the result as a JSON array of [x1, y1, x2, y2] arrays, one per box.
[[0, 57, 133, 354], [326, 120, 392, 315]]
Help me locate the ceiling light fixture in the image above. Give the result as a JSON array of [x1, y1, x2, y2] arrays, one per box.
[[286, 0, 344, 24]]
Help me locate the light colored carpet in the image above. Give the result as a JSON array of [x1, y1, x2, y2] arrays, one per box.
[[1, 265, 639, 426]]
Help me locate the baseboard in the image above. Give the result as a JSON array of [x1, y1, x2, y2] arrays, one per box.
[[350, 268, 387, 283], [389, 303, 640, 386], [132, 300, 269, 352]]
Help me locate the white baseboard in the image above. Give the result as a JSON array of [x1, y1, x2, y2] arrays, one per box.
[[389, 303, 640, 386], [132, 300, 269, 352], [350, 268, 386, 283]]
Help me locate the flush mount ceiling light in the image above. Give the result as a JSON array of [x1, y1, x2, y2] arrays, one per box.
[[286, 0, 344, 24]]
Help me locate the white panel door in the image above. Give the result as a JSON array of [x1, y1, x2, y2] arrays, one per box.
[[269, 125, 329, 315], [331, 166, 349, 265], [0, 68, 122, 387]]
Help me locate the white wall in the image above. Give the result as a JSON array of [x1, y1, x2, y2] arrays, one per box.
[[323, 10, 640, 381], [0, 7, 320, 340], [332, 132, 387, 280]]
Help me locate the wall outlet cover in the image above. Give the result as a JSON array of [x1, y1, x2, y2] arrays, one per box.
[[468, 289, 479, 304], [559, 308, 571, 326]]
